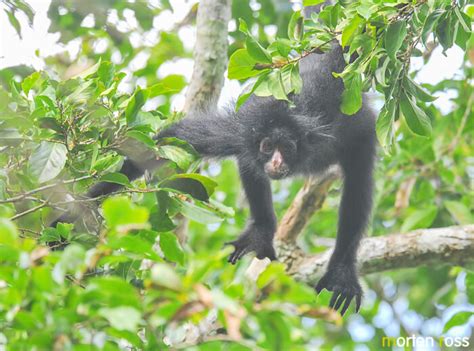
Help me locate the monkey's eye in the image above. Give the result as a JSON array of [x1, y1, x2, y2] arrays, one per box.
[[260, 138, 274, 155]]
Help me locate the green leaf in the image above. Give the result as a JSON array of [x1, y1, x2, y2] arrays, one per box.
[[239, 19, 272, 63], [288, 10, 303, 41], [41, 223, 73, 244], [74, 60, 101, 79], [454, 10, 472, 50], [340, 73, 362, 115], [271, 38, 293, 57], [97, 61, 115, 87], [246, 37, 273, 63], [22, 71, 41, 95], [64, 79, 94, 104], [29, 141, 68, 183], [164, 173, 217, 197], [126, 130, 156, 148], [436, 13, 455, 52], [108, 234, 160, 260], [375, 57, 390, 87], [236, 71, 271, 110], [159, 232, 185, 265], [444, 311, 473, 332], [173, 198, 224, 224], [303, 0, 324, 6], [455, 22, 471, 50], [281, 63, 303, 95], [454, 7, 472, 33], [0, 128, 23, 146], [400, 91, 432, 136], [341, 15, 364, 48], [268, 70, 288, 101], [0, 218, 18, 247], [422, 9, 444, 45], [444, 201, 474, 224], [401, 207, 437, 232], [99, 307, 142, 332], [100, 172, 131, 187], [5, 10, 21, 38], [125, 88, 149, 124], [14, 1, 34, 25], [146, 79, 183, 98], [376, 100, 397, 149], [385, 21, 408, 59], [102, 197, 149, 229], [228, 49, 261, 80], [319, 3, 342, 29], [151, 263, 183, 290], [403, 77, 437, 102], [157, 144, 195, 170]]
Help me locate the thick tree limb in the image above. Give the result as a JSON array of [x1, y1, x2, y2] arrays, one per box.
[[281, 225, 474, 285], [275, 166, 340, 242]]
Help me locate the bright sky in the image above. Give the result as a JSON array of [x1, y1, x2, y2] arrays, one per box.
[[0, 0, 466, 112]]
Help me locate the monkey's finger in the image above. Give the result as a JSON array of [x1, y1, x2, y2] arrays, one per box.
[[329, 292, 340, 309], [355, 294, 362, 313], [228, 249, 240, 264], [340, 296, 354, 316], [333, 294, 346, 311], [235, 247, 249, 261], [314, 279, 326, 294]]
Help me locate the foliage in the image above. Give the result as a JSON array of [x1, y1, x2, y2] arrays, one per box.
[[228, 0, 472, 148], [0, 0, 473, 350]]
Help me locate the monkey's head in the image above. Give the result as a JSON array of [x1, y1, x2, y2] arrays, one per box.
[[258, 127, 297, 180]]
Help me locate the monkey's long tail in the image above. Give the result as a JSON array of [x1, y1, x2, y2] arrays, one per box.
[[49, 158, 163, 227]]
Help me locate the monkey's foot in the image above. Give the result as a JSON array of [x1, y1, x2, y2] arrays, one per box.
[[225, 231, 276, 264], [315, 264, 362, 316]]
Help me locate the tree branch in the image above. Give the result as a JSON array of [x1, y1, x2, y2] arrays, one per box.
[[281, 225, 474, 285], [183, 0, 231, 114], [275, 166, 340, 242]]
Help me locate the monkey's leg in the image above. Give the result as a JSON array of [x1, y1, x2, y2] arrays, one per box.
[[226, 160, 277, 264], [315, 135, 375, 315]]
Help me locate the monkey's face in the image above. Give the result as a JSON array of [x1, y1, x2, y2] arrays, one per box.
[[258, 131, 297, 179]]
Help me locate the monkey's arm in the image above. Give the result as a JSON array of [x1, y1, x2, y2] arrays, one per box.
[[316, 134, 375, 315], [157, 111, 245, 158], [51, 110, 243, 227], [227, 160, 277, 264]]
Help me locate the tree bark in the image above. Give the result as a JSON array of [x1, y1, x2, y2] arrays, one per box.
[[275, 166, 340, 242], [183, 0, 231, 114], [284, 225, 474, 285]]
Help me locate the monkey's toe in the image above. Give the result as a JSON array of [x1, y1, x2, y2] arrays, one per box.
[[315, 265, 363, 316], [224, 235, 276, 264]]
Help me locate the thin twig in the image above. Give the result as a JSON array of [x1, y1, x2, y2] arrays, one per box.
[[10, 202, 48, 220], [1, 175, 93, 204]]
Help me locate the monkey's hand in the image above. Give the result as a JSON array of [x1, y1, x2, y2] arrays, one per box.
[[225, 224, 276, 264], [315, 264, 362, 316]]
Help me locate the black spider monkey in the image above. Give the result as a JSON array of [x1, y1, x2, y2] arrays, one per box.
[[52, 5, 376, 315]]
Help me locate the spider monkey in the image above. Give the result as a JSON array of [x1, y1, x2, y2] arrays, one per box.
[[51, 5, 376, 315]]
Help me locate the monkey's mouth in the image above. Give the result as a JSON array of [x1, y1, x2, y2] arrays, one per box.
[[265, 166, 290, 180]]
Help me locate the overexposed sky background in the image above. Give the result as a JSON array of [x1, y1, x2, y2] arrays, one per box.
[[0, 0, 466, 112]]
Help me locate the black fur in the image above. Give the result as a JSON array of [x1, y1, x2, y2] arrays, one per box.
[[155, 43, 376, 314], [52, 26, 375, 316]]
